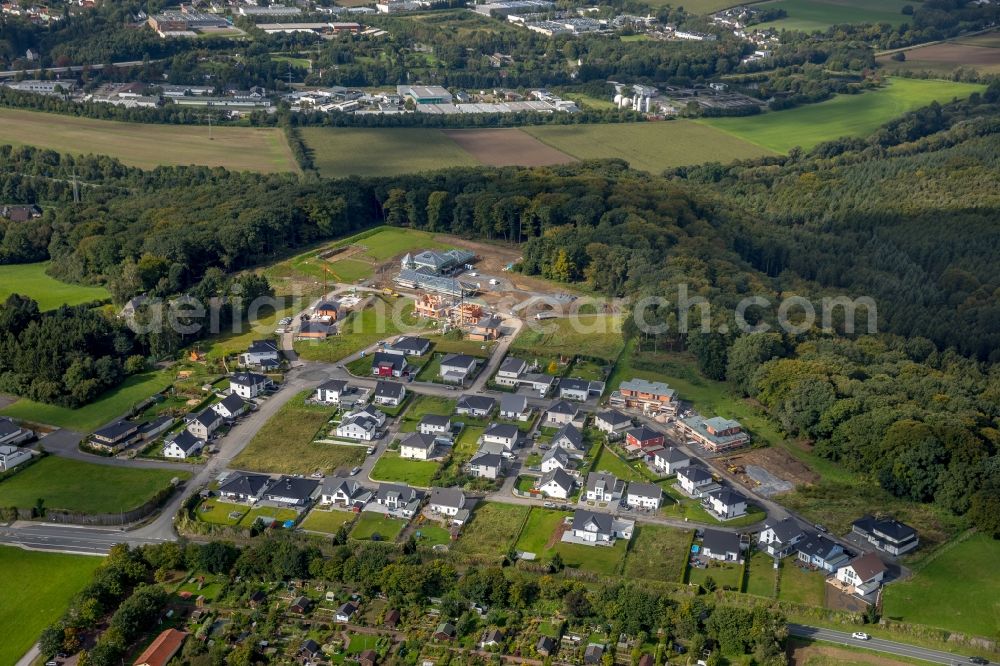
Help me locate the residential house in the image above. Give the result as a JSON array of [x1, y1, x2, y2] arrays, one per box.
[[376, 483, 422, 517], [482, 423, 519, 450], [187, 409, 223, 440], [706, 487, 748, 520], [537, 468, 575, 499], [313, 301, 339, 320], [550, 423, 587, 458], [559, 377, 591, 402], [290, 596, 312, 614], [653, 447, 690, 475], [162, 431, 205, 459], [263, 476, 319, 506], [480, 629, 504, 649], [468, 314, 502, 341], [796, 534, 849, 572], [140, 416, 173, 441], [584, 644, 604, 665], [536, 636, 556, 656], [133, 628, 187, 666], [544, 400, 580, 426], [299, 639, 322, 661], [701, 528, 742, 562], [498, 394, 531, 421], [455, 395, 496, 418], [625, 425, 664, 453], [418, 414, 452, 436], [520, 372, 557, 396], [372, 351, 409, 378], [297, 320, 331, 340], [373, 380, 406, 406], [241, 339, 280, 369], [625, 482, 663, 510], [495, 356, 527, 386], [218, 472, 272, 503], [429, 487, 466, 515], [540, 446, 571, 473], [593, 410, 631, 436], [434, 622, 457, 640], [0, 417, 33, 447], [851, 515, 919, 556], [230, 372, 273, 399], [336, 409, 382, 441], [90, 420, 141, 452], [439, 354, 478, 384], [315, 379, 349, 404], [336, 601, 358, 622], [387, 335, 431, 356], [212, 393, 249, 420], [0, 444, 31, 471], [585, 472, 624, 502], [570, 509, 633, 544], [468, 450, 504, 479], [679, 415, 750, 452], [758, 518, 806, 557], [0, 203, 41, 222], [609, 378, 676, 414], [321, 476, 372, 507], [399, 432, 438, 460], [384, 609, 400, 627], [836, 552, 887, 597], [677, 466, 716, 497]]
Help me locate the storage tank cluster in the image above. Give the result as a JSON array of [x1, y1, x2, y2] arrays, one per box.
[[614, 93, 651, 112]]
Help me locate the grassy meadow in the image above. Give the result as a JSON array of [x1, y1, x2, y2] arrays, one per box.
[[0, 457, 188, 514], [754, 0, 913, 32], [701, 79, 984, 153], [512, 314, 625, 362], [370, 451, 441, 487], [623, 524, 692, 583], [453, 502, 530, 561], [301, 127, 478, 177], [0, 108, 298, 173], [0, 262, 110, 310], [0, 547, 102, 666]]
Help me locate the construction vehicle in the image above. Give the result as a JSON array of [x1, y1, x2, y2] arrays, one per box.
[[382, 288, 400, 297]]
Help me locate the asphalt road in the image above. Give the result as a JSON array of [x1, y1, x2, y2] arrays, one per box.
[[789, 624, 994, 665]]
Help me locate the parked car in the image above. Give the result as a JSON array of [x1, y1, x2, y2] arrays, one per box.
[[851, 632, 870, 641], [543, 502, 555, 508], [968, 657, 989, 665], [814, 523, 828, 532], [350, 466, 362, 476]]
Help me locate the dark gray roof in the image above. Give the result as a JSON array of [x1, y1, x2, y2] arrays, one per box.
[[401, 432, 436, 451], [796, 533, 842, 561], [264, 476, 319, 502], [702, 528, 740, 554], [547, 400, 577, 415], [315, 300, 339, 311], [586, 471, 621, 494], [708, 487, 747, 506], [218, 393, 246, 412], [540, 467, 574, 492], [484, 422, 519, 439], [168, 429, 203, 454], [219, 472, 271, 497], [441, 353, 477, 370], [679, 466, 713, 484], [322, 476, 365, 498], [375, 380, 405, 399], [93, 420, 140, 440], [195, 409, 220, 428], [499, 393, 527, 413], [419, 413, 451, 427], [0, 418, 23, 438], [248, 339, 279, 354], [573, 509, 612, 535], [627, 482, 662, 499], [457, 395, 496, 412], [318, 378, 348, 392], [596, 409, 631, 426], [655, 447, 689, 463], [542, 446, 569, 465], [559, 377, 590, 392], [299, 321, 331, 335], [470, 451, 502, 468], [552, 423, 583, 448], [231, 372, 268, 386], [626, 425, 661, 441], [430, 487, 465, 509], [373, 351, 406, 370], [853, 515, 917, 543], [391, 335, 430, 353], [377, 483, 420, 503], [766, 517, 804, 543], [499, 356, 526, 373]]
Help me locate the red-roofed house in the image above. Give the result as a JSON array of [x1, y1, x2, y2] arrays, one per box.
[[134, 629, 187, 666]]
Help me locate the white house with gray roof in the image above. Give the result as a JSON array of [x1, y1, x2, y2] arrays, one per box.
[[585, 472, 625, 502], [625, 482, 663, 510], [541, 446, 572, 473], [653, 447, 690, 475], [537, 468, 575, 499], [759, 518, 806, 557], [400, 432, 438, 460], [498, 394, 531, 421], [481, 423, 519, 450]]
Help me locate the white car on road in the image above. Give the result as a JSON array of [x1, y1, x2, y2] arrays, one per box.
[[851, 632, 870, 641]]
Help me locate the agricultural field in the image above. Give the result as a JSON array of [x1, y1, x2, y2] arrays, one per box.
[[622, 524, 692, 583], [0, 457, 188, 514], [300, 508, 357, 534], [301, 127, 479, 177], [452, 502, 530, 560], [702, 79, 984, 153], [231, 390, 365, 475], [753, 0, 912, 32], [0, 108, 298, 173], [523, 121, 773, 173], [442, 129, 574, 167], [0, 547, 102, 666], [0, 262, 110, 310], [878, 31, 1000, 76], [786, 639, 918, 666], [882, 533, 1000, 638], [0, 368, 173, 431], [370, 451, 441, 487], [350, 511, 406, 541], [512, 314, 625, 362]]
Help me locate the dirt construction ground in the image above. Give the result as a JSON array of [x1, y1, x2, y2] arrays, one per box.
[[787, 640, 911, 666], [443, 129, 576, 167], [878, 40, 1000, 74], [720, 447, 820, 494]]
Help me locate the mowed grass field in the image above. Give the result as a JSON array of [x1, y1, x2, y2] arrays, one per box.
[[0, 456, 188, 513], [301, 127, 479, 177], [0, 369, 173, 431], [701, 78, 984, 153], [523, 121, 773, 173], [453, 502, 530, 560], [883, 533, 1000, 638], [0, 262, 110, 310], [512, 314, 625, 362], [753, 0, 912, 32], [0, 547, 102, 666], [0, 108, 299, 173], [623, 524, 692, 583]]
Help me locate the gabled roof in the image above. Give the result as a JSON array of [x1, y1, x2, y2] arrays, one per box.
[[300, 638, 321, 655], [265, 476, 319, 502], [373, 351, 406, 370], [627, 481, 662, 500], [573, 508, 612, 535], [484, 422, 519, 439], [547, 400, 578, 415], [844, 551, 887, 581], [626, 425, 661, 441], [430, 486, 466, 509], [457, 395, 496, 412], [391, 335, 431, 353], [765, 517, 804, 543], [499, 393, 528, 413], [796, 533, 842, 561], [134, 628, 187, 666], [318, 378, 348, 392], [375, 380, 405, 399], [655, 446, 689, 463], [470, 451, 502, 469], [194, 409, 220, 428], [247, 339, 279, 354], [377, 482, 420, 503], [93, 419, 139, 440], [540, 467, 575, 493], [218, 472, 271, 497], [419, 413, 451, 427], [321, 475, 364, 498], [498, 356, 527, 374], [678, 466, 713, 484], [853, 515, 917, 542], [217, 393, 246, 413], [401, 432, 436, 451], [596, 409, 631, 426], [708, 487, 747, 507], [441, 353, 477, 370], [702, 528, 740, 554], [586, 471, 621, 494], [559, 377, 590, 392], [541, 446, 569, 466], [167, 430, 203, 454], [231, 372, 268, 386], [337, 601, 358, 616], [475, 314, 502, 329], [552, 423, 584, 448], [299, 321, 331, 335]]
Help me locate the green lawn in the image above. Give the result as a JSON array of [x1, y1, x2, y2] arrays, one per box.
[[415, 523, 452, 547], [777, 560, 827, 607], [701, 79, 984, 153], [350, 512, 406, 541], [231, 390, 365, 475], [745, 550, 779, 598], [512, 314, 625, 362], [401, 395, 456, 426], [195, 498, 248, 525], [300, 508, 357, 534], [453, 502, 530, 560], [753, 0, 912, 32], [238, 506, 299, 528], [623, 524, 692, 583], [301, 127, 479, 177], [0, 262, 110, 310], [0, 547, 102, 666], [590, 444, 647, 482], [523, 121, 773, 174], [370, 451, 441, 487], [513, 507, 629, 575], [515, 507, 571, 555], [883, 533, 1000, 638], [0, 456, 188, 514], [688, 558, 744, 591], [0, 369, 173, 431]]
